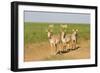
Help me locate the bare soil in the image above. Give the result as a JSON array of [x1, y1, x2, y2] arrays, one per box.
[[24, 40, 90, 62]]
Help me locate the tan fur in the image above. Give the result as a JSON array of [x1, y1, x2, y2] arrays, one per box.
[[47, 29, 61, 55], [61, 31, 72, 50], [71, 29, 78, 49]]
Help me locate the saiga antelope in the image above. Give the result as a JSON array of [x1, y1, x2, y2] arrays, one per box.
[[71, 29, 78, 49], [47, 27, 61, 55], [61, 30, 72, 51]]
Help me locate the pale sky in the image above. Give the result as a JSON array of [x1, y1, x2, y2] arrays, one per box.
[[24, 11, 90, 24]]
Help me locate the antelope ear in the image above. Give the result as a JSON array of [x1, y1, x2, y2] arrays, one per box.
[[49, 24, 54, 28], [76, 29, 78, 32], [72, 29, 75, 31]]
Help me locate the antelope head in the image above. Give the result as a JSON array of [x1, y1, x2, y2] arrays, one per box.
[[72, 29, 78, 36], [47, 24, 54, 39]]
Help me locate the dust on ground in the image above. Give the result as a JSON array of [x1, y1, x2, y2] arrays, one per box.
[[24, 40, 90, 62]]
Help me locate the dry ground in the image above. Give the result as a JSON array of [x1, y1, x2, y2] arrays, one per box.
[[24, 40, 90, 62]]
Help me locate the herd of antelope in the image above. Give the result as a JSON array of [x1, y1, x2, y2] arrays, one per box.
[[47, 24, 79, 55]]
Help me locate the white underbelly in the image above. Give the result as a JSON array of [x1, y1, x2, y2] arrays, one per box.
[[49, 39, 59, 44]]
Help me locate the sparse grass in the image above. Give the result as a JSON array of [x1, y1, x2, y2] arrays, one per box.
[[24, 22, 90, 61], [24, 22, 90, 45]]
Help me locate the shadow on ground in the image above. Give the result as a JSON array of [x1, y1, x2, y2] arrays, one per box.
[[57, 46, 80, 55]]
